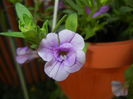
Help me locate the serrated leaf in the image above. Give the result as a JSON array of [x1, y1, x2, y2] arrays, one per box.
[[0, 32, 24, 38], [15, 3, 33, 22], [65, 13, 78, 32]]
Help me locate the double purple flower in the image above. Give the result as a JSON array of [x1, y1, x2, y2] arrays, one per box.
[[85, 5, 110, 18], [38, 29, 85, 81]]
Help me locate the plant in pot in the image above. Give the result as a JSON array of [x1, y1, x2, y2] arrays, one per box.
[[0, 0, 132, 99], [59, 0, 133, 99], [0, 2, 86, 99]]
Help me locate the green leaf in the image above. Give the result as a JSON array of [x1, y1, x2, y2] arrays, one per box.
[[0, 32, 24, 38], [65, 13, 78, 32], [83, 43, 90, 53], [125, 64, 133, 81], [19, 15, 36, 32], [65, 0, 79, 11], [23, 30, 39, 44], [15, 3, 33, 22], [41, 20, 49, 34], [52, 15, 67, 32], [120, 6, 133, 13]]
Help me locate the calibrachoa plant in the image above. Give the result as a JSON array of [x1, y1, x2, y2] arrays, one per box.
[[0, 0, 133, 98], [0, 3, 86, 81]]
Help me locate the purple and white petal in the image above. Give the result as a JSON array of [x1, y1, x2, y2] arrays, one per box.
[[44, 59, 69, 81], [63, 53, 76, 67], [40, 33, 59, 49], [16, 46, 28, 55], [16, 55, 28, 64], [70, 34, 85, 50], [38, 48, 53, 61], [59, 29, 75, 44], [16, 46, 38, 64], [64, 50, 85, 73]]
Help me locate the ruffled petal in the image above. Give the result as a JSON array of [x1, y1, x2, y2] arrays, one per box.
[[40, 33, 59, 49], [63, 53, 76, 67], [38, 48, 53, 61], [64, 50, 85, 73], [70, 34, 85, 50], [59, 29, 75, 44], [44, 59, 70, 81]]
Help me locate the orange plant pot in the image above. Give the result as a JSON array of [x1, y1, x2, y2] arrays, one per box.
[[86, 40, 133, 68], [60, 40, 133, 99]]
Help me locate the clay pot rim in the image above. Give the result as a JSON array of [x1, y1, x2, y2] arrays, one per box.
[[88, 40, 133, 46]]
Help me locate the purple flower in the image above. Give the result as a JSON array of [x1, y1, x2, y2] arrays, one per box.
[[59, 1, 65, 9], [16, 46, 38, 64], [85, 6, 91, 14], [99, 5, 110, 13], [38, 29, 85, 81], [112, 81, 128, 97], [93, 5, 110, 18]]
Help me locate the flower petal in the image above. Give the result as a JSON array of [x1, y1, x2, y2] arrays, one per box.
[[16, 55, 28, 64], [64, 50, 85, 73], [59, 29, 75, 44], [70, 34, 85, 50], [63, 53, 76, 67], [40, 33, 59, 49], [16, 47, 28, 55], [44, 59, 69, 81], [38, 48, 53, 61]]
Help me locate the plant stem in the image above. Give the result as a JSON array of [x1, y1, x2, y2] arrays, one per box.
[[9, 37, 29, 99], [52, 0, 59, 30]]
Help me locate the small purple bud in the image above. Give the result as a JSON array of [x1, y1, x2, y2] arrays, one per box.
[[85, 6, 91, 14], [99, 5, 110, 13], [93, 11, 101, 18], [92, 5, 110, 18]]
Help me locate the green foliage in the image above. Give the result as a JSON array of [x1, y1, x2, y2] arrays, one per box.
[[8, 0, 22, 4], [65, 13, 78, 32], [41, 20, 49, 34], [0, 80, 67, 99], [52, 15, 67, 32], [15, 3, 33, 22], [64, 0, 133, 41], [83, 43, 90, 53], [125, 65, 133, 82], [15, 3, 36, 32], [0, 32, 24, 38]]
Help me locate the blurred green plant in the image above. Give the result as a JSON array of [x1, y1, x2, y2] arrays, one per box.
[[0, 79, 67, 99], [8, 0, 22, 4], [63, 0, 133, 42]]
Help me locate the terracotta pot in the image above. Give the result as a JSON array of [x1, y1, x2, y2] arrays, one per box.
[[60, 40, 133, 99], [86, 40, 133, 68]]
